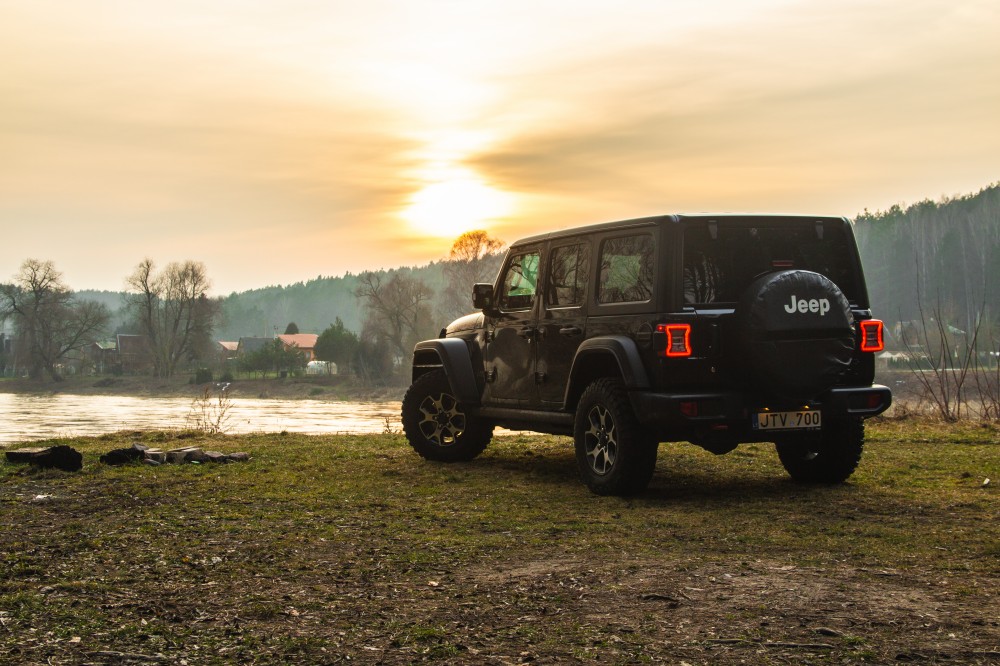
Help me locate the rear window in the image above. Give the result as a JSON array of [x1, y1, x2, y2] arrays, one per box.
[[683, 224, 860, 305]]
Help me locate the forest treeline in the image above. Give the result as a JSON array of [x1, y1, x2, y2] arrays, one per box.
[[5, 185, 999, 381], [1, 232, 503, 380], [215, 182, 1000, 345], [78, 267, 442, 341], [854, 183, 1000, 338], [69, 238, 504, 344]]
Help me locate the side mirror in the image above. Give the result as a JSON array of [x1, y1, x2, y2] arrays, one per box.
[[472, 283, 495, 312]]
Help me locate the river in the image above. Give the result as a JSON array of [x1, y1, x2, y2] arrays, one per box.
[[0, 393, 403, 446]]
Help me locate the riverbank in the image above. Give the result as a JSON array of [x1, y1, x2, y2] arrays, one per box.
[[0, 371, 916, 416], [0, 374, 407, 403]]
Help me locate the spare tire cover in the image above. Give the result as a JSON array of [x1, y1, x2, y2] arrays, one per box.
[[737, 270, 854, 399]]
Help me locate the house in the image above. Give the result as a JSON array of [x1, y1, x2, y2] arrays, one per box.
[[116, 334, 153, 374], [237, 337, 273, 355], [277, 333, 319, 362], [876, 351, 909, 369], [217, 341, 239, 361], [89, 341, 118, 374]]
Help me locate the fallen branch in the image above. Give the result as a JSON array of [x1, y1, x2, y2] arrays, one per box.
[[764, 642, 835, 649], [639, 593, 683, 606], [85, 651, 171, 662], [705, 638, 834, 649]]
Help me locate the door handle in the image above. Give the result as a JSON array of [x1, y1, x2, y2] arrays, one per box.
[[517, 327, 537, 340], [559, 325, 583, 337]]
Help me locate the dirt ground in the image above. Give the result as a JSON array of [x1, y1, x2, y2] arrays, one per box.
[[4, 498, 998, 664], [445, 556, 999, 664]]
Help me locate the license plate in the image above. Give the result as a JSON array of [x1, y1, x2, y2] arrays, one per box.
[[754, 410, 821, 430]]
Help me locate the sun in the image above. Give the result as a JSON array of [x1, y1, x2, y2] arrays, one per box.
[[403, 171, 513, 238]]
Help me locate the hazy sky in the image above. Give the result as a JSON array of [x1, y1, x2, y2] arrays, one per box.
[[2, 0, 998, 294]]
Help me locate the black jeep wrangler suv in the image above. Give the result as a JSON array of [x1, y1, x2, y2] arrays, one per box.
[[402, 214, 891, 495]]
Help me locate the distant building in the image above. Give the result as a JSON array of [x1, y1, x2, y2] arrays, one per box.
[[217, 340, 239, 361], [306, 360, 336, 375], [277, 333, 319, 362], [89, 341, 118, 374], [117, 334, 153, 374], [237, 337, 273, 355]]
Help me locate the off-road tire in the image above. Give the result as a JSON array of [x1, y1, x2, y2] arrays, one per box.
[[775, 417, 864, 484], [401, 369, 492, 462], [574, 378, 658, 496]]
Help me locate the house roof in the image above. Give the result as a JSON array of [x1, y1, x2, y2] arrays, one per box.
[[218, 341, 239, 352], [277, 333, 318, 349], [116, 334, 150, 355], [237, 337, 273, 354]]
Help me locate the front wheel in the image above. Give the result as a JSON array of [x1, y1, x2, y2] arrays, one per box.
[[775, 417, 864, 484], [574, 378, 658, 496], [401, 369, 492, 462]]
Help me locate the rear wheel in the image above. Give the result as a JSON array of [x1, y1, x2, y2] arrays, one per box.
[[775, 417, 864, 483], [574, 378, 658, 496], [402, 369, 492, 462]]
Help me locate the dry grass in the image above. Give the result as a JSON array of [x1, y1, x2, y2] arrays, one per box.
[[1, 419, 997, 664]]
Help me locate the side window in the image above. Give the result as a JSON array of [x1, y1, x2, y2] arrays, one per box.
[[547, 243, 590, 308], [598, 234, 654, 304], [498, 251, 540, 311]]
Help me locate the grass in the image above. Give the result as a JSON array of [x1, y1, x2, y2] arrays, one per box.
[[1, 419, 997, 664]]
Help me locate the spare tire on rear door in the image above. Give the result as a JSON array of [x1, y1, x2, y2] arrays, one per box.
[[737, 270, 854, 400]]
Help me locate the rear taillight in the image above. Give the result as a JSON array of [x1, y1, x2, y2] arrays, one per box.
[[657, 323, 692, 358], [859, 319, 884, 352]]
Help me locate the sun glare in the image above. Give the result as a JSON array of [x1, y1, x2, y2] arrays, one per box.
[[403, 171, 513, 239]]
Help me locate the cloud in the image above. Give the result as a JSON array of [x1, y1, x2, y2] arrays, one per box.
[[469, 0, 1000, 223], [1, 0, 998, 290]]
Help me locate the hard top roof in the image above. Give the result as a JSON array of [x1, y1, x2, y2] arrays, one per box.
[[509, 213, 851, 248]]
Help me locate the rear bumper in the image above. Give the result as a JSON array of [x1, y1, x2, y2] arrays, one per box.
[[629, 384, 892, 437]]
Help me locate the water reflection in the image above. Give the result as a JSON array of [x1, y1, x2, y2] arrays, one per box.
[[0, 393, 402, 445]]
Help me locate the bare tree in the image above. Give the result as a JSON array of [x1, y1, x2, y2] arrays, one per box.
[[125, 259, 219, 378], [0, 259, 110, 381], [901, 305, 977, 422], [439, 230, 505, 321], [972, 319, 1000, 421], [355, 270, 434, 364]]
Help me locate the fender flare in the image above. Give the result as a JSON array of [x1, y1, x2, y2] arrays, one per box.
[[411, 338, 481, 406], [565, 336, 651, 406]]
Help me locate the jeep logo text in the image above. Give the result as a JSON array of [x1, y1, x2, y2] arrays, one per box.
[[784, 295, 830, 315]]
